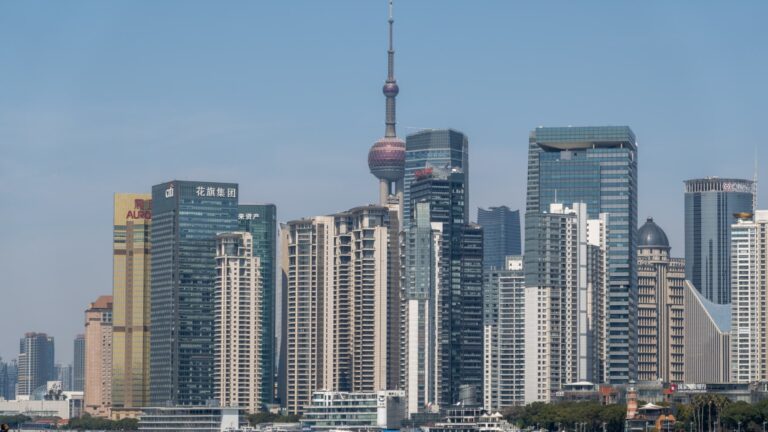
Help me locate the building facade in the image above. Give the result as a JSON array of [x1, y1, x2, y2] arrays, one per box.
[[237, 205, 277, 406], [683, 281, 731, 383], [150, 181, 239, 406], [477, 207, 521, 270], [138, 406, 245, 432], [301, 390, 406, 432], [636, 218, 685, 383], [526, 126, 638, 384], [73, 335, 85, 392], [55, 364, 73, 391], [730, 211, 768, 383], [214, 232, 263, 412], [17, 333, 55, 398], [0, 358, 18, 400], [684, 177, 754, 304], [84, 295, 113, 416], [111, 193, 151, 411]]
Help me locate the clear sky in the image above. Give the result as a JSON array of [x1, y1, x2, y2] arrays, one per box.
[[1, 1, 766, 363]]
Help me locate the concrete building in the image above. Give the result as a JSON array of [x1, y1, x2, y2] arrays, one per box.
[[483, 256, 525, 412], [636, 218, 685, 383], [684, 177, 754, 304], [301, 390, 406, 432], [16, 333, 55, 398], [0, 387, 83, 420], [682, 281, 731, 383], [214, 232, 263, 413], [112, 193, 152, 412], [730, 211, 768, 383], [84, 295, 113, 417], [281, 206, 400, 415], [526, 126, 638, 384], [477, 207, 521, 270], [523, 203, 607, 402], [138, 406, 245, 432]]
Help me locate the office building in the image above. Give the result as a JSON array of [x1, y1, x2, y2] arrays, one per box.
[[301, 390, 406, 432], [281, 206, 400, 415], [17, 333, 55, 398], [55, 364, 73, 391], [684, 177, 754, 304], [683, 281, 731, 383], [636, 218, 685, 383], [730, 211, 768, 383], [483, 256, 525, 412], [523, 203, 607, 402], [238, 204, 277, 405], [404, 129, 469, 228], [214, 232, 263, 412], [150, 180, 239, 406], [111, 193, 151, 411], [138, 406, 246, 432], [73, 335, 85, 392], [526, 126, 638, 384], [84, 295, 113, 416], [477, 207, 521, 270], [0, 358, 18, 400]]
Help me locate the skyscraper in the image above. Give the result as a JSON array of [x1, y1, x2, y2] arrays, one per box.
[[214, 232, 263, 413], [237, 204, 276, 406], [150, 181, 239, 406], [684, 177, 754, 304], [84, 295, 113, 417], [0, 358, 17, 400], [404, 129, 469, 228], [73, 335, 85, 392], [17, 332, 55, 397], [526, 126, 638, 384], [636, 218, 685, 383], [112, 193, 151, 412], [368, 0, 405, 210], [55, 364, 73, 391], [477, 206, 521, 270]]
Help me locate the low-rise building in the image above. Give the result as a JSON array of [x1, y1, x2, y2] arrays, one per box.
[[138, 406, 246, 432], [301, 390, 405, 432]]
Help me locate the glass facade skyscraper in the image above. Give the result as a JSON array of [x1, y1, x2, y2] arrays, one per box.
[[477, 206, 521, 270], [526, 126, 638, 384], [237, 204, 277, 405], [404, 129, 469, 228], [150, 180, 239, 406], [73, 334, 85, 392], [684, 177, 754, 304], [17, 332, 55, 397]]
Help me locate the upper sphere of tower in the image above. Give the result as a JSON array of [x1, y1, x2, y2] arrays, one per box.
[[368, 137, 405, 181], [383, 82, 399, 97]]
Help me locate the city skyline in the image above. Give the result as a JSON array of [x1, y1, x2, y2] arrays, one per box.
[[2, 1, 768, 363]]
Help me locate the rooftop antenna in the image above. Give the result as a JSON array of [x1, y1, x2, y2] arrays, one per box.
[[754, 146, 759, 210]]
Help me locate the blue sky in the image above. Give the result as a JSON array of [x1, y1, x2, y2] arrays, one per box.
[[1, 1, 766, 363]]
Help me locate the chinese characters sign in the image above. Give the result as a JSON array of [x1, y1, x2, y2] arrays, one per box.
[[195, 186, 237, 198]]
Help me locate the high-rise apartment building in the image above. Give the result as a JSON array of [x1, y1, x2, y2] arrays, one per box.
[[523, 203, 606, 402], [483, 256, 525, 412], [73, 335, 85, 392], [112, 193, 151, 411], [636, 218, 685, 383], [150, 181, 239, 406], [404, 129, 469, 228], [526, 126, 638, 384], [237, 204, 276, 405], [684, 177, 754, 304], [17, 333, 55, 397], [214, 232, 263, 413], [84, 295, 113, 416], [281, 206, 399, 415], [477, 206, 521, 270], [730, 211, 768, 383]]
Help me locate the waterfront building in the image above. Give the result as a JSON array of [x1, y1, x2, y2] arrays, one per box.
[[636, 218, 685, 383], [16, 333, 55, 398], [523, 203, 607, 403], [112, 193, 152, 411], [301, 390, 406, 432], [73, 335, 85, 392], [482, 256, 525, 412], [422, 407, 516, 432], [138, 406, 246, 432], [281, 206, 400, 415], [526, 126, 638, 384], [237, 204, 277, 405], [0, 390, 83, 420], [84, 295, 113, 417], [684, 177, 754, 304], [214, 232, 263, 413], [150, 180, 239, 406], [730, 211, 768, 383], [682, 281, 731, 383], [477, 207, 521, 270]]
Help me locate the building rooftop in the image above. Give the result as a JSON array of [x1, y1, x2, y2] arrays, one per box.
[[638, 217, 670, 250]]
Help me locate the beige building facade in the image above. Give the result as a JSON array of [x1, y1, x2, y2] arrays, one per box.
[[84, 295, 113, 417]]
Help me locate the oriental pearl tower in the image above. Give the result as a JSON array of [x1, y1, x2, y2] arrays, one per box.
[[368, 0, 405, 211]]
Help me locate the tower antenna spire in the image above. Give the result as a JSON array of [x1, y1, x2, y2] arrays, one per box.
[[384, 0, 398, 138]]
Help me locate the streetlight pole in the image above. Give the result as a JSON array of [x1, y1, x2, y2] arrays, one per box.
[[738, 421, 742, 432]]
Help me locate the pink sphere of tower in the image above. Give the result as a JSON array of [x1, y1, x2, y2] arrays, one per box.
[[368, 137, 405, 181]]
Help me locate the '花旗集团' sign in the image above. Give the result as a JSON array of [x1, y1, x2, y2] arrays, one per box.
[[194, 186, 237, 198]]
